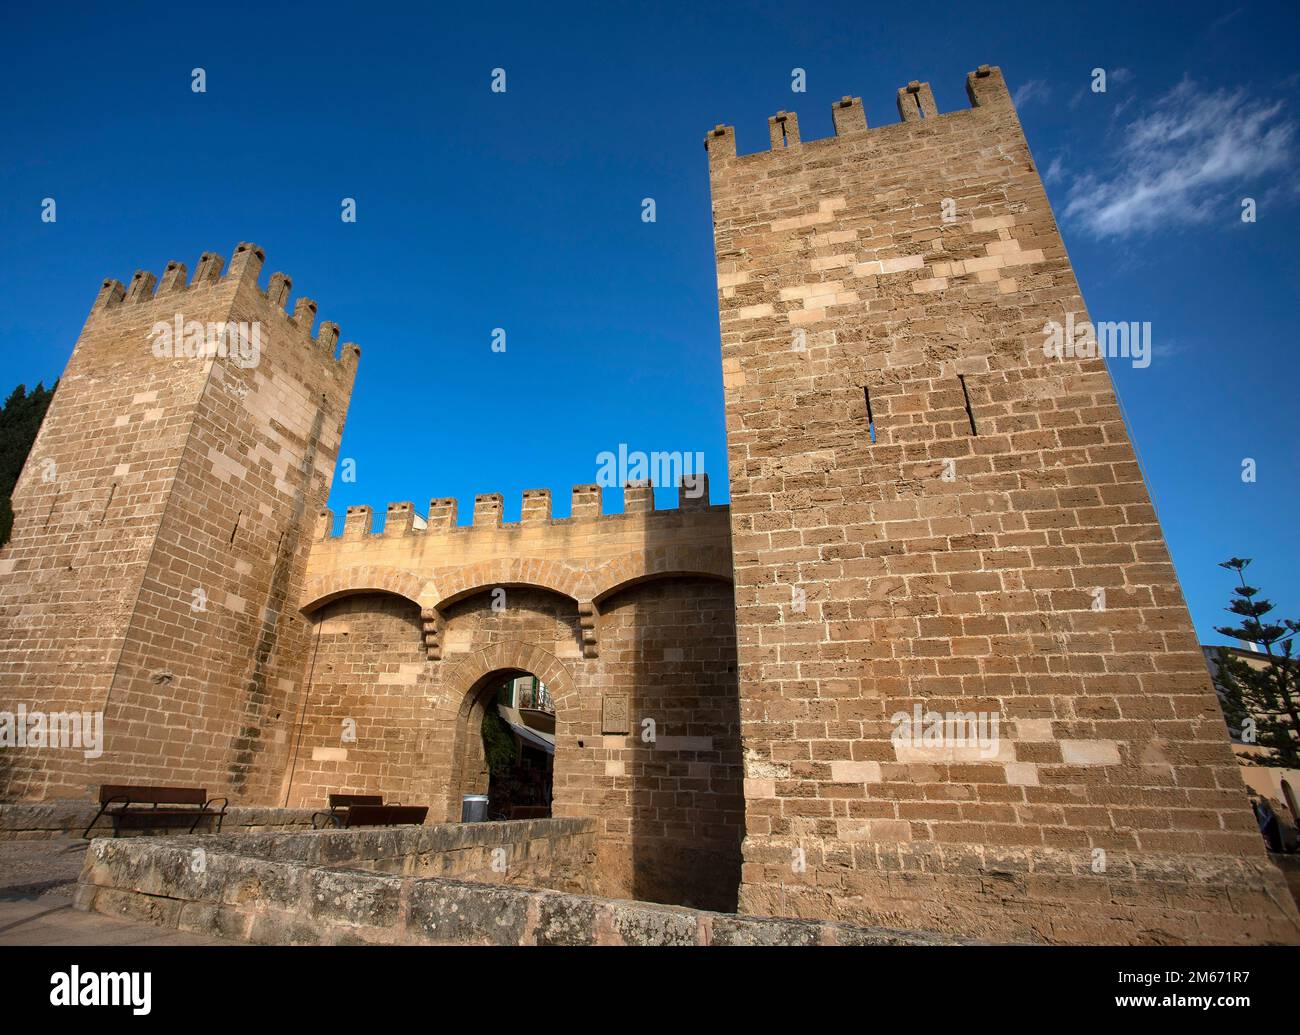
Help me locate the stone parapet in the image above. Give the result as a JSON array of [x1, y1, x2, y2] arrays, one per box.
[[72, 822, 965, 946]]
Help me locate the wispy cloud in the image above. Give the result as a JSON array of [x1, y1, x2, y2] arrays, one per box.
[[1063, 79, 1295, 237], [1013, 79, 1051, 108], [1150, 336, 1190, 361], [1210, 7, 1244, 31]]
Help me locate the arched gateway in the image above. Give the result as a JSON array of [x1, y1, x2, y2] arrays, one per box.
[[442, 645, 577, 822], [275, 483, 744, 911]]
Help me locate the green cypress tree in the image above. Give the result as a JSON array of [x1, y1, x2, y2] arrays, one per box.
[[481, 707, 520, 774], [0, 380, 58, 547], [1212, 558, 1300, 768]]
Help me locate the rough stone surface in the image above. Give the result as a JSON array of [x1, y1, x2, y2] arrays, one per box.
[[705, 66, 1300, 945], [72, 825, 965, 946], [0, 244, 357, 809]]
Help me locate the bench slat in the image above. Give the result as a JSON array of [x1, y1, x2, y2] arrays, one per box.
[[327, 793, 383, 809], [344, 805, 428, 828], [98, 785, 207, 806]]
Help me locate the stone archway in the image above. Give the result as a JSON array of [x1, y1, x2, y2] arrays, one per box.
[[588, 543, 734, 605], [427, 559, 585, 612], [442, 644, 576, 821], [298, 565, 429, 614]]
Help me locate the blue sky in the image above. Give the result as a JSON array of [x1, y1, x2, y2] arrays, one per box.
[[1, 0, 1296, 644]]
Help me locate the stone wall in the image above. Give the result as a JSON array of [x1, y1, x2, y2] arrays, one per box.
[[8, 60, 1294, 944], [590, 577, 742, 908], [280, 487, 744, 911], [0, 244, 357, 803], [72, 821, 960, 946], [0, 242, 745, 913], [282, 592, 434, 807], [211, 816, 596, 892], [705, 68, 1300, 944]]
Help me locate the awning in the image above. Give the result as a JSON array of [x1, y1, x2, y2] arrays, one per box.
[[497, 705, 555, 755]]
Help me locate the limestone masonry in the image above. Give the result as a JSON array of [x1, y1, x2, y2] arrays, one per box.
[[2, 65, 1297, 943]]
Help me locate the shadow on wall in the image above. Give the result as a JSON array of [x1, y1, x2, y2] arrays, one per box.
[[613, 575, 744, 912], [280, 591, 430, 810]]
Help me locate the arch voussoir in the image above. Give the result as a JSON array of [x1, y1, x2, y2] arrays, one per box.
[[445, 642, 574, 717], [590, 544, 735, 606], [427, 557, 585, 611], [299, 564, 428, 613]]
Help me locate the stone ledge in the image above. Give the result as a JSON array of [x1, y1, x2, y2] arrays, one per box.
[[71, 823, 967, 946]]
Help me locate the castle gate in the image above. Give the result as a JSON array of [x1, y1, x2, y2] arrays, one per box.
[[279, 482, 744, 910]]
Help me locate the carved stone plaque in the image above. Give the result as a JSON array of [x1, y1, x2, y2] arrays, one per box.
[[602, 694, 630, 735]]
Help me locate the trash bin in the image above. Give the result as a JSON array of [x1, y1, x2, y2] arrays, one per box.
[[461, 794, 489, 822]]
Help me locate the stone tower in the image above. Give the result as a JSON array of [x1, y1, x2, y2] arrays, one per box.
[[0, 244, 358, 802], [705, 67, 1300, 943]]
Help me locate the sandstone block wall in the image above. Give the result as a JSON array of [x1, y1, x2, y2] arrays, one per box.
[[705, 68, 1300, 944], [0, 245, 357, 801], [73, 821, 961, 946], [5, 63, 1293, 944], [282, 485, 744, 910], [165, 816, 601, 894]]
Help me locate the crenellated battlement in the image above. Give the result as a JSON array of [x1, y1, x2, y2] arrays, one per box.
[[89, 241, 360, 366], [704, 65, 1012, 162], [301, 473, 733, 636], [5, 231, 362, 806], [315, 474, 721, 542]]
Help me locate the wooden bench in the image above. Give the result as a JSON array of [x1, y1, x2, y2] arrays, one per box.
[[342, 804, 428, 828], [83, 785, 229, 839], [311, 793, 384, 830]]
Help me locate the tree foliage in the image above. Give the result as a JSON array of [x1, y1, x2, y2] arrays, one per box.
[[0, 381, 57, 547], [1213, 558, 1300, 768], [481, 706, 519, 774]]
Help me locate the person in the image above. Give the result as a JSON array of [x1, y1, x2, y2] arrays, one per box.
[[1252, 797, 1284, 853]]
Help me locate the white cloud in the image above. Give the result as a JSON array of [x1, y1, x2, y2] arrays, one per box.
[[1063, 79, 1295, 237], [1013, 79, 1050, 107], [1150, 336, 1189, 361], [1209, 7, 1244, 31]]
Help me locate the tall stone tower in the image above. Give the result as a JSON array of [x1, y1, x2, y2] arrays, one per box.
[[0, 244, 358, 802], [706, 67, 1300, 943]]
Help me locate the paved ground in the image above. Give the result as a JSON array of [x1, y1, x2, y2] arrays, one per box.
[[0, 838, 242, 945]]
